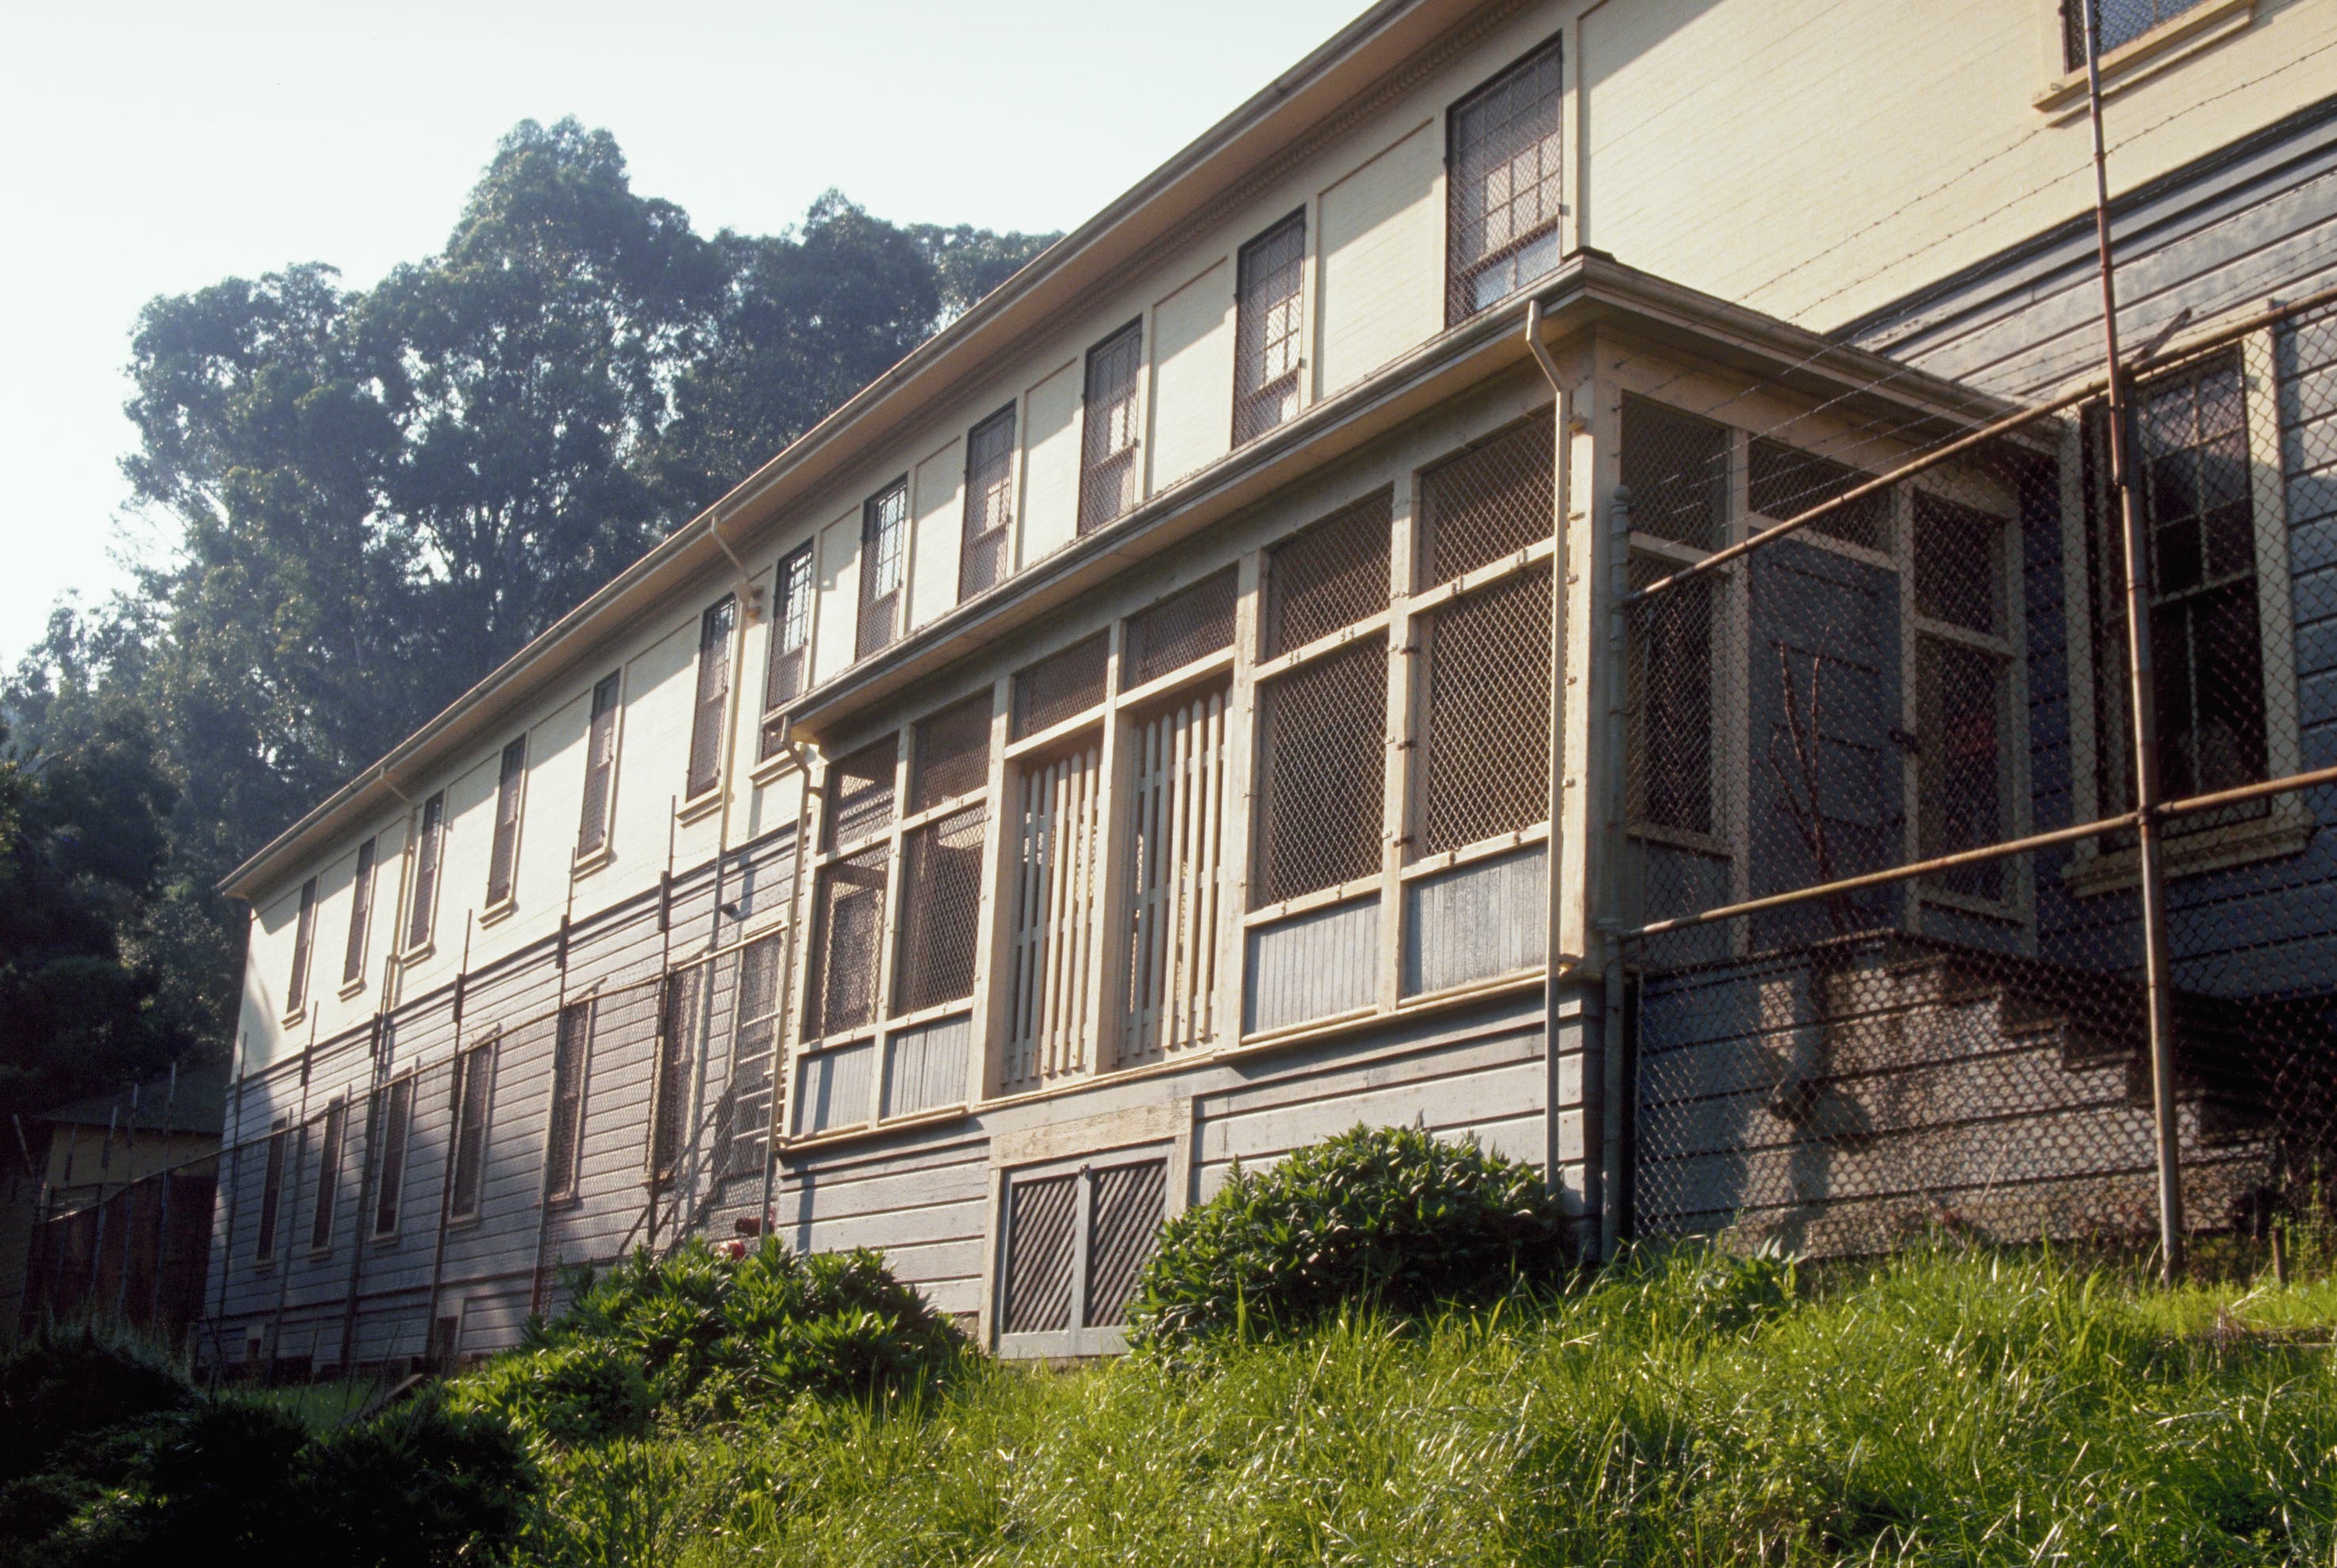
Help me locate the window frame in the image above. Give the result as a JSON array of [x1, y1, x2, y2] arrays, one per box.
[[446, 1039, 498, 1224], [577, 670, 624, 865], [485, 734, 528, 912], [1078, 320, 1145, 536], [759, 544, 817, 761], [1444, 34, 1567, 326], [960, 406, 1020, 604], [685, 596, 739, 806], [544, 1000, 592, 1204], [370, 1073, 414, 1241], [307, 1097, 346, 1255], [857, 479, 911, 661], [341, 836, 377, 993], [253, 1118, 290, 1265], [284, 877, 319, 1021], [403, 792, 447, 956], [1233, 211, 1308, 448]]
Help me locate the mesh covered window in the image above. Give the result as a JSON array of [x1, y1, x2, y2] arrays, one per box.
[[1916, 637, 2010, 901], [1625, 560, 1716, 836], [726, 936, 783, 1177], [806, 845, 888, 1040], [894, 803, 988, 1015], [686, 597, 736, 800], [254, 1121, 288, 1262], [341, 837, 375, 986], [1126, 570, 1238, 687], [449, 1040, 496, 1220], [1235, 212, 1306, 446], [857, 480, 909, 659], [307, 1100, 346, 1253], [760, 545, 815, 759], [544, 1002, 590, 1201], [1446, 38, 1564, 322], [405, 792, 444, 950], [579, 672, 621, 853], [1012, 632, 1109, 740], [286, 878, 317, 1015], [647, 968, 702, 1182], [2064, 0, 2211, 67], [1000, 1172, 1077, 1334], [960, 406, 1017, 601], [1419, 566, 1553, 855], [911, 693, 993, 812], [1079, 322, 1144, 534], [1265, 491, 1391, 656], [1005, 741, 1104, 1089], [1749, 439, 1888, 551], [1419, 418, 1553, 585], [371, 1077, 412, 1238], [1620, 397, 1731, 551], [487, 736, 526, 905], [1913, 493, 2004, 635], [1257, 639, 1387, 904], [1122, 684, 1228, 1063], [826, 736, 898, 850]]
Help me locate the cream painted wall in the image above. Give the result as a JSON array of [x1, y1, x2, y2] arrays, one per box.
[[1018, 357, 1084, 564], [1318, 116, 1445, 396], [1149, 258, 1235, 488], [910, 436, 965, 629]]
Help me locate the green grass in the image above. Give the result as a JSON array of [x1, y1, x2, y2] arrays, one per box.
[[508, 1246, 2337, 1567]]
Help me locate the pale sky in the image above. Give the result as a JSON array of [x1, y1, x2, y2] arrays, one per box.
[[0, 0, 1366, 661]]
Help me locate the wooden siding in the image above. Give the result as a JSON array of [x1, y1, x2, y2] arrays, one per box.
[[1244, 897, 1380, 1035], [1401, 845, 1548, 996]]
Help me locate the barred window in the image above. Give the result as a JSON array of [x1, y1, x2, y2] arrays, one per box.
[[1265, 492, 1391, 656], [685, 597, 736, 800], [1915, 637, 2009, 901], [1256, 639, 1388, 904], [911, 693, 993, 813], [448, 1040, 496, 1221], [2064, 0, 2213, 68], [1235, 212, 1306, 446], [1626, 562, 1717, 837], [894, 803, 988, 1015], [1012, 632, 1109, 740], [371, 1076, 412, 1238], [647, 968, 702, 1183], [1079, 321, 1144, 534], [726, 936, 784, 1177], [805, 845, 888, 1040], [759, 545, 814, 759], [578, 672, 621, 855], [487, 736, 526, 906], [405, 792, 445, 951], [960, 406, 1017, 601], [1750, 438, 1889, 551], [1418, 567, 1552, 855], [1126, 569, 1238, 688], [544, 1001, 590, 1201], [1914, 494, 2004, 636], [342, 837, 376, 986], [827, 736, 899, 850], [1446, 38, 1564, 323], [308, 1099, 346, 1253], [857, 480, 909, 659], [1419, 418, 1553, 585], [254, 1120, 288, 1263], [1621, 396, 1731, 551], [286, 878, 317, 1015]]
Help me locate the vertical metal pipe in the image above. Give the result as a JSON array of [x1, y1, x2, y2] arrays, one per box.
[[2081, 0, 2186, 1279]]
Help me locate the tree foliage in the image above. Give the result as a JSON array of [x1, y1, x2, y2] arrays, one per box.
[[1, 116, 1057, 1097]]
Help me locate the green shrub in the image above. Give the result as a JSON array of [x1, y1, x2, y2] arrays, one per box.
[[0, 1324, 195, 1484], [447, 1339, 654, 1447], [1129, 1123, 1571, 1350]]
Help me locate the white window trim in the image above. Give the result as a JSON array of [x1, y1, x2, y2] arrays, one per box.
[[2034, 0, 2255, 115]]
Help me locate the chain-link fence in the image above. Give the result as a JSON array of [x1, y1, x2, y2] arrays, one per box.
[[22, 1156, 218, 1349], [1612, 290, 2337, 1275]]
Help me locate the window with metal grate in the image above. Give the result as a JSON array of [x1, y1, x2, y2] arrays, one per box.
[[449, 1040, 497, 1220], [371, 1077, 412, 1238], [1079, 322, 1144, 534], [894, 803, 988, 1015], [1125, 569, 1237, 688], [2063, 0, 2214, 68], [857, 480, 909, 659], [286, 878, 317, 1015], [760, 545, 815, 760], [911, 693, 993, 813], [544, 1002, 591, 1201], [308, 1100, 346, 1253], [1419, 418, 1553, 585], [1256, 639, 1388, 904], [1446, 37, 1564, 324], [686, 597, 736, 800], [1750, 439, 1889, 551], [1418, 566, 1552, 856], [1235, 212, 1306, 446], [725, 936, 784, 1177], [254, 1120, 288, 1263], [1266, 491, 1391, 656], [1625, 559, 1718, 838], [960, 406, 1018, 601], [405, 792, 445, 951], [1620, 396, 1731, 551], [579, 673, 621, 854], [1012, 632, 1109, 741], [647, 970, 701, 1184], [487, 736, 526, 905], [805, 845, 888, 1040], [342, 837, 376, 986], [826, 736, 899, 851]]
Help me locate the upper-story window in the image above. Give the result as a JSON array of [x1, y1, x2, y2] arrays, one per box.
[[1235, 212, 1307, 447], [405, 792, 445, 952], [857, 481, 910, 659], [285, 877, 318, 1017], [685, 596, 736, 801], [1079, 321, 1144, 535], [1446, 37, 1564, 325], [486, 736, 527, 906], [760, 545, 815, 759], [960, 406, 1018, 601], [578, 672, 621, 856], [341, 836, 376, 988], [2063, 0, 2214, 68]]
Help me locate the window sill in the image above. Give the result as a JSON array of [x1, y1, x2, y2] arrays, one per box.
[[479, 898, 517, 929], [676, 790, 724, 826], [2061, 802, 2312, 896], [780, 1101, 976, 1157], [280, 1005, 307, 1029], [748, 745, 804, 788], [399, 940, 435, 967], [2033, 0, 2253, 114], [571, 844, 614, 880], [337, 977, 366, 1002]]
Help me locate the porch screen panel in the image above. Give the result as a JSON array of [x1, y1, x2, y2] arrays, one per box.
[[894, 803, 988, 1015], [1256, 640, 1388, 905], [1122, 685, 1228, 1064], [1419, 418, 1553, 584], [805, 846, 888, 1040], [1419, 567, 1552, 854], [1005, 742, 1104, 1089]]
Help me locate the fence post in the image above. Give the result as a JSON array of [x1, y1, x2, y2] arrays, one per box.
[[2079, 0, 2186, 1279]]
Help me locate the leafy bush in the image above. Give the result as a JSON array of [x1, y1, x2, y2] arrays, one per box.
[[1130, 1123, 1571, 1350], [0, 1326, 200, 1558], [487, 1238, 965, 1429]]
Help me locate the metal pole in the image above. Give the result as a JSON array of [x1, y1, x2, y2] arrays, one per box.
[[2081, 0, 2186, 1279], [1602, 484, 1633, 1257]]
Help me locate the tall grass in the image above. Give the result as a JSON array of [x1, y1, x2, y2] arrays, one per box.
[[518, 1246, 2337, 1567]]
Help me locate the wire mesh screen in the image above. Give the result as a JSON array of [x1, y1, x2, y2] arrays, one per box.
[[1266, 490, 1391, 656], [826, 736, 897, 851], [2063, 0, 2211, 69], [1126, 569, 1239, 686], [894, 803, 987, 1014], [1235, 213, 1307, 447], [960, 406, 1017, 602], [805, 846, 888, 1041], [1420, 418, 1555, 583], [1614, 299, 2337, 1270], [1419, 565, 1552, 855], [911, 693, 994, 812], [1012, 632, 1109, 740], [1257, 638, 1388, 904]]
